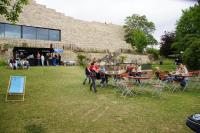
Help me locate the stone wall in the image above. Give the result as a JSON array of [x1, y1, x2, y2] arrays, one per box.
[[0, 0, 150, 63], [0, 0, 131, 52]]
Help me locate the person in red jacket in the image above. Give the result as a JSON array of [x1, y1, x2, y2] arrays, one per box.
[[89, 62, 99, 93]]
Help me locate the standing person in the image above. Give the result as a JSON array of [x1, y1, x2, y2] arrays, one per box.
[[83, 64, 91, 85], [89, 62, 99, 93], [41, 54, 45, 66], [49, 54, 52, 66], [9, 57, 13, 69], [46, 53, 49, 66], [135, 64, 142, 83], [37, 52, 41, 66], [58, 54, 61, 65]]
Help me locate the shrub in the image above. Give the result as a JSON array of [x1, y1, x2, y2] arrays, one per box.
[[146, 48, 160, 60], [77, 54, 86, 66], [119, 55, 127, 63]]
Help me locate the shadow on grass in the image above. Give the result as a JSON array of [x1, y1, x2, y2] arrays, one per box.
[[25, 124, 45, 133]]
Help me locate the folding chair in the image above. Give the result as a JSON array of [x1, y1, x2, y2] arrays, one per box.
[[190, 71, 200, 90], [5, 76, 26, 102], [151, 79, 164, 97], [121, 78, 136, 97]]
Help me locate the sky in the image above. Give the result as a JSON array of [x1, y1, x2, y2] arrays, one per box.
[[35, 0, 196, 42]]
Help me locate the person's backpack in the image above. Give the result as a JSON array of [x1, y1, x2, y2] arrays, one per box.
[[85, 67, 90, 75]]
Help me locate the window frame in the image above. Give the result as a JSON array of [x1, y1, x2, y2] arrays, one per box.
[[0, 22, 61, 41]]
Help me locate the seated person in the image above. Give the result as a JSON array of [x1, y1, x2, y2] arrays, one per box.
[[23, 59, 30, 69], [178, 64, 189, 87], [165, 64, 189, 87], [127, 65, 134, 76], [155, 67, 161, 79], [99, 65, 108, 86], [135, 64, 142, 83]]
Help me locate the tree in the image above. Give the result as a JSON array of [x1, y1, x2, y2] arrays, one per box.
[[77, 54, 86, 66], [146, 48, 159, 60], [132, 29, 148, 53], [173, 3, 200, 69], [175, 3, 200, 51], [0, 0, 28, 23], [123, 14, 157, 53], [160, 31, 176, 57], [183, 38, 200, 70]]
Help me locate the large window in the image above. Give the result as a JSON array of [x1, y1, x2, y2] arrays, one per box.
[[0, 23, 4, 37], [49, 30, 60, 41], [37, 28, 49, 40], [5, 24, 21, 38], [23, 26, 36, 40], [0, 22, 61, 41]]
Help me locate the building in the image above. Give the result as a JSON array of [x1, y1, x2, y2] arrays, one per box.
[[0, 0, 150, 63]]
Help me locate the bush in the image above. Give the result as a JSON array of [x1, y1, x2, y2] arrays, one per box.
[[119, 55, 127, 63], [146, 48, 160, 60], [183, 39, 200, 70], [77, 54, 86, 66]]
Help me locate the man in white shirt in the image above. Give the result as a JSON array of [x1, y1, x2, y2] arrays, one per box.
[[41, 54, 45, 66]]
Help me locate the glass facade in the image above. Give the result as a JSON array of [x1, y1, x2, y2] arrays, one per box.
[[23, 26, 37, 40], [0, 23, 61, 41], [37, 28, 49, 40], [0, 23, 4, 37], [49, 30, 60, 41], [5, 24, 21, 38]]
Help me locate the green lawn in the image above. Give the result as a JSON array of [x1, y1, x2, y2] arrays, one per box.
[[0, 66, 199, 133]]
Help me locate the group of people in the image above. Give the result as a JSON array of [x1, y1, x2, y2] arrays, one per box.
[[126, 64, 142, 83], [155, 63, 189, 88], [36, 52, 62, 66], [83, 59, 144, 93], [83, 61, 109, 93], [9, 57, 30, 70]]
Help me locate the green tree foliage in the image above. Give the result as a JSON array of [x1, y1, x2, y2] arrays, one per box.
[[146, 48, 159, 60], [119, 55, 127, 63], [183, 38, 200, 70], [172, 34, 199, 52], [123, 14, 157, 53], [0, 0, 28, 23], [173, 3, 200, 70], [160, 31, 176, 57], [132, 29, 148, 53], [77, 54, 86, 66], [174, 3, 200, 52]]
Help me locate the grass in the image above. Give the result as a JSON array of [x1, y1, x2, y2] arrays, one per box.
[[152, 59, 176, 71], [0, 66, 199, 133]]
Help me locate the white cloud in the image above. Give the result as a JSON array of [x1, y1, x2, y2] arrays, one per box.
[[35, 0, 196, 41]]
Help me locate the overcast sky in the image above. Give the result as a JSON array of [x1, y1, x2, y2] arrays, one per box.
[[35, 0, 196, 41]]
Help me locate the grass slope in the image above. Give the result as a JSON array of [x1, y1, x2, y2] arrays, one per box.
[[0, 66, 199, 133]]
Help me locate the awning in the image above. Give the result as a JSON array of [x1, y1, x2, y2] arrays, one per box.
[[54, 49, 64, 53]]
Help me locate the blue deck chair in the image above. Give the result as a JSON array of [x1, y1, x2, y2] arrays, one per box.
[[5, 76, 26, 102]]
